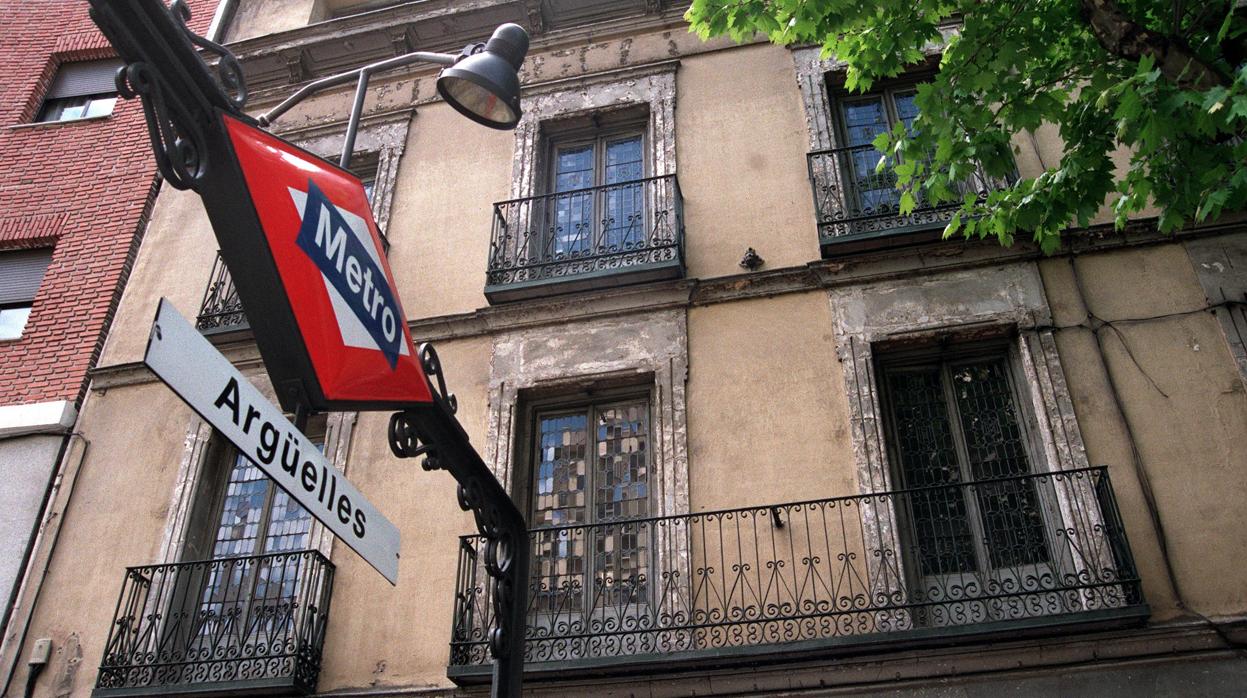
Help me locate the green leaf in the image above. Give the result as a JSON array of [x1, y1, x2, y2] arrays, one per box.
[[899, 190, 917, 214]]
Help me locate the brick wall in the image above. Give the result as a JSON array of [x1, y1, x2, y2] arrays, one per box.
[[0, 0, 215, 407]]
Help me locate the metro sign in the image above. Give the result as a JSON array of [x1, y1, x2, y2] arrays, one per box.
[[198, 113, 432, 411]]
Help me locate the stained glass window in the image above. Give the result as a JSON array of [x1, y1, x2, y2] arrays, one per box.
[[531, 398, 650, 614], [195, 425, 323, 642]]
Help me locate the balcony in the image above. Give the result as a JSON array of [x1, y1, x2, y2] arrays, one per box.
[[94, 551, 334, 697], [807, 145, 1016, 254], [485, 174, 685, 303], [448, 467, 1146, 681], [195, 252, 248, 335]]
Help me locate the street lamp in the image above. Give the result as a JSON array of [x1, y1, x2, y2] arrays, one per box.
[[438, 23, 528, 129], [259, 23, 530, 167]]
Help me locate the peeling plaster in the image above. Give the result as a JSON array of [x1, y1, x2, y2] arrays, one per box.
[[483, 310, 691, 593], [508, 61, 678, 201], [828, 262, 1102, 617]]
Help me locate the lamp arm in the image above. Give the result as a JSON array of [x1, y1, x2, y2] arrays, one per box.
[[257, 49, 459, 134]]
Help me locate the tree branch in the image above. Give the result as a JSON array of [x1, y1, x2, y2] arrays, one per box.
[[1080, 0, 1229, 90]]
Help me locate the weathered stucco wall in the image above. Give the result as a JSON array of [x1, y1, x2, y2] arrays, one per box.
[[686, 292, 852, 511], [1040, 243, 1247, 620], [386, 101, 515, 320], [678, 44, 819, 279], [317, 335, 490, 691], [97, 187, 219, 368], [8, 385, 193, 695]]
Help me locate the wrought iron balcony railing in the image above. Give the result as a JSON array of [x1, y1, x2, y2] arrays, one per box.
[[195, 251, 248, 334], [807, 145, 1016, 252], [94, 550, 334, 697], [448, 467, 1145, 678], [485, 174, 685, 303]]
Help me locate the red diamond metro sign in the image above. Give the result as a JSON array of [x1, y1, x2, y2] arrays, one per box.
[[198, 112, 432, 410]]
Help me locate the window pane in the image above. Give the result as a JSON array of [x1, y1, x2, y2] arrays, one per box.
[[892, 90, 920, 134], [552, 145, 595, 256], [532, 413, 589, 613], [603, 137, 642, 185], [554, 145, 594, 191], [885, 368, 976, 576], [840, 96, 898, 214], [950, 360, 1049, 568], [83, 95, 117, 118], [39, 97, 87, 122], [593, 402, 649, 606], [0, 306, 32, 340], [212, 455, 269, 559], [603, 137, 644, 249], [841, 97, 889, 147]]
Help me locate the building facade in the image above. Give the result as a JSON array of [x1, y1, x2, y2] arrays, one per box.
[[4, 0, 1247, 696], [0, 0, 219, 679]]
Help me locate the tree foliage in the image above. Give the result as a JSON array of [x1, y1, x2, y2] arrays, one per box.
[[685, 0, 1247, 250]]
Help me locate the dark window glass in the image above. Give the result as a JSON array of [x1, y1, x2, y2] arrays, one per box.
[[883, 351, 1050, 579]]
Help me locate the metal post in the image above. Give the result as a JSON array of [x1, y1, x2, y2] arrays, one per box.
[[340, 70, 371, 170], [388, 345, 528, 698]]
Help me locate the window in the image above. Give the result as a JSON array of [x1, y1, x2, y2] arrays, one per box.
[[36, 59, 122, 123], [879, 343, 1057, 621], [544, 113, 647, 257], [179, 417, 324, 652], [833, 83, 921, 217], [526, 395, 651, 617], [0, 249, 52, 340]]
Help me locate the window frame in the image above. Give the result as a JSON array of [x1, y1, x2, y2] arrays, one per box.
[[34, 58, 123, 124], [875, 337, 1071, 622], [513, 384, 656, 627], [536, 112, 650, 259], [545, 123, 648, 196]]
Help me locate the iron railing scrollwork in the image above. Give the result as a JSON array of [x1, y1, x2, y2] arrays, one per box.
[[95, 550, 334, 695], [486, 174, 684, 291], [195, 251, 248, 333], [449, 467, 1144, 668], [389, 344, 530, 696], [88, 0, 252, 191], [806, 145, 1016, 246]]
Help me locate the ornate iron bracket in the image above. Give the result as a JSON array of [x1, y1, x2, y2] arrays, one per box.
[[389, 345, 529, 698], [88, 0, 252, 190]]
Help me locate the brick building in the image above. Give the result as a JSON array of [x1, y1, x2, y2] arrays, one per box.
[[0, 0, 218, 666]]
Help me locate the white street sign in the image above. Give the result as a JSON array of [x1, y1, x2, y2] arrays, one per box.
[[143, 298, 400, 584]]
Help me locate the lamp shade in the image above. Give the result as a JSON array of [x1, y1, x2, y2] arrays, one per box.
[[437, 23, 529, 130]]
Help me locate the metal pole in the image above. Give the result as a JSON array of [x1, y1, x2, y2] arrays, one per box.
[[258, 50, 457, 127], [389, 345, 528, 698], [340, 69, 371, 169]]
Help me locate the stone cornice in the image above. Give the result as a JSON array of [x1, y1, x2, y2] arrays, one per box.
[[228, 0, 691, 102], [89, 215, 1246, 392]]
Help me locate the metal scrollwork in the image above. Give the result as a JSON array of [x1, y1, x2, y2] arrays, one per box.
[[89, 0, 253, 191], [388, 342, 529, 694], [170, 0, 248, 110], [108, 53, 209, 191], [419, 343, 458, 415]]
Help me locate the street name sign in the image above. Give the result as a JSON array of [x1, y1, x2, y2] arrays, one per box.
[[144, 298, 401, 584]]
